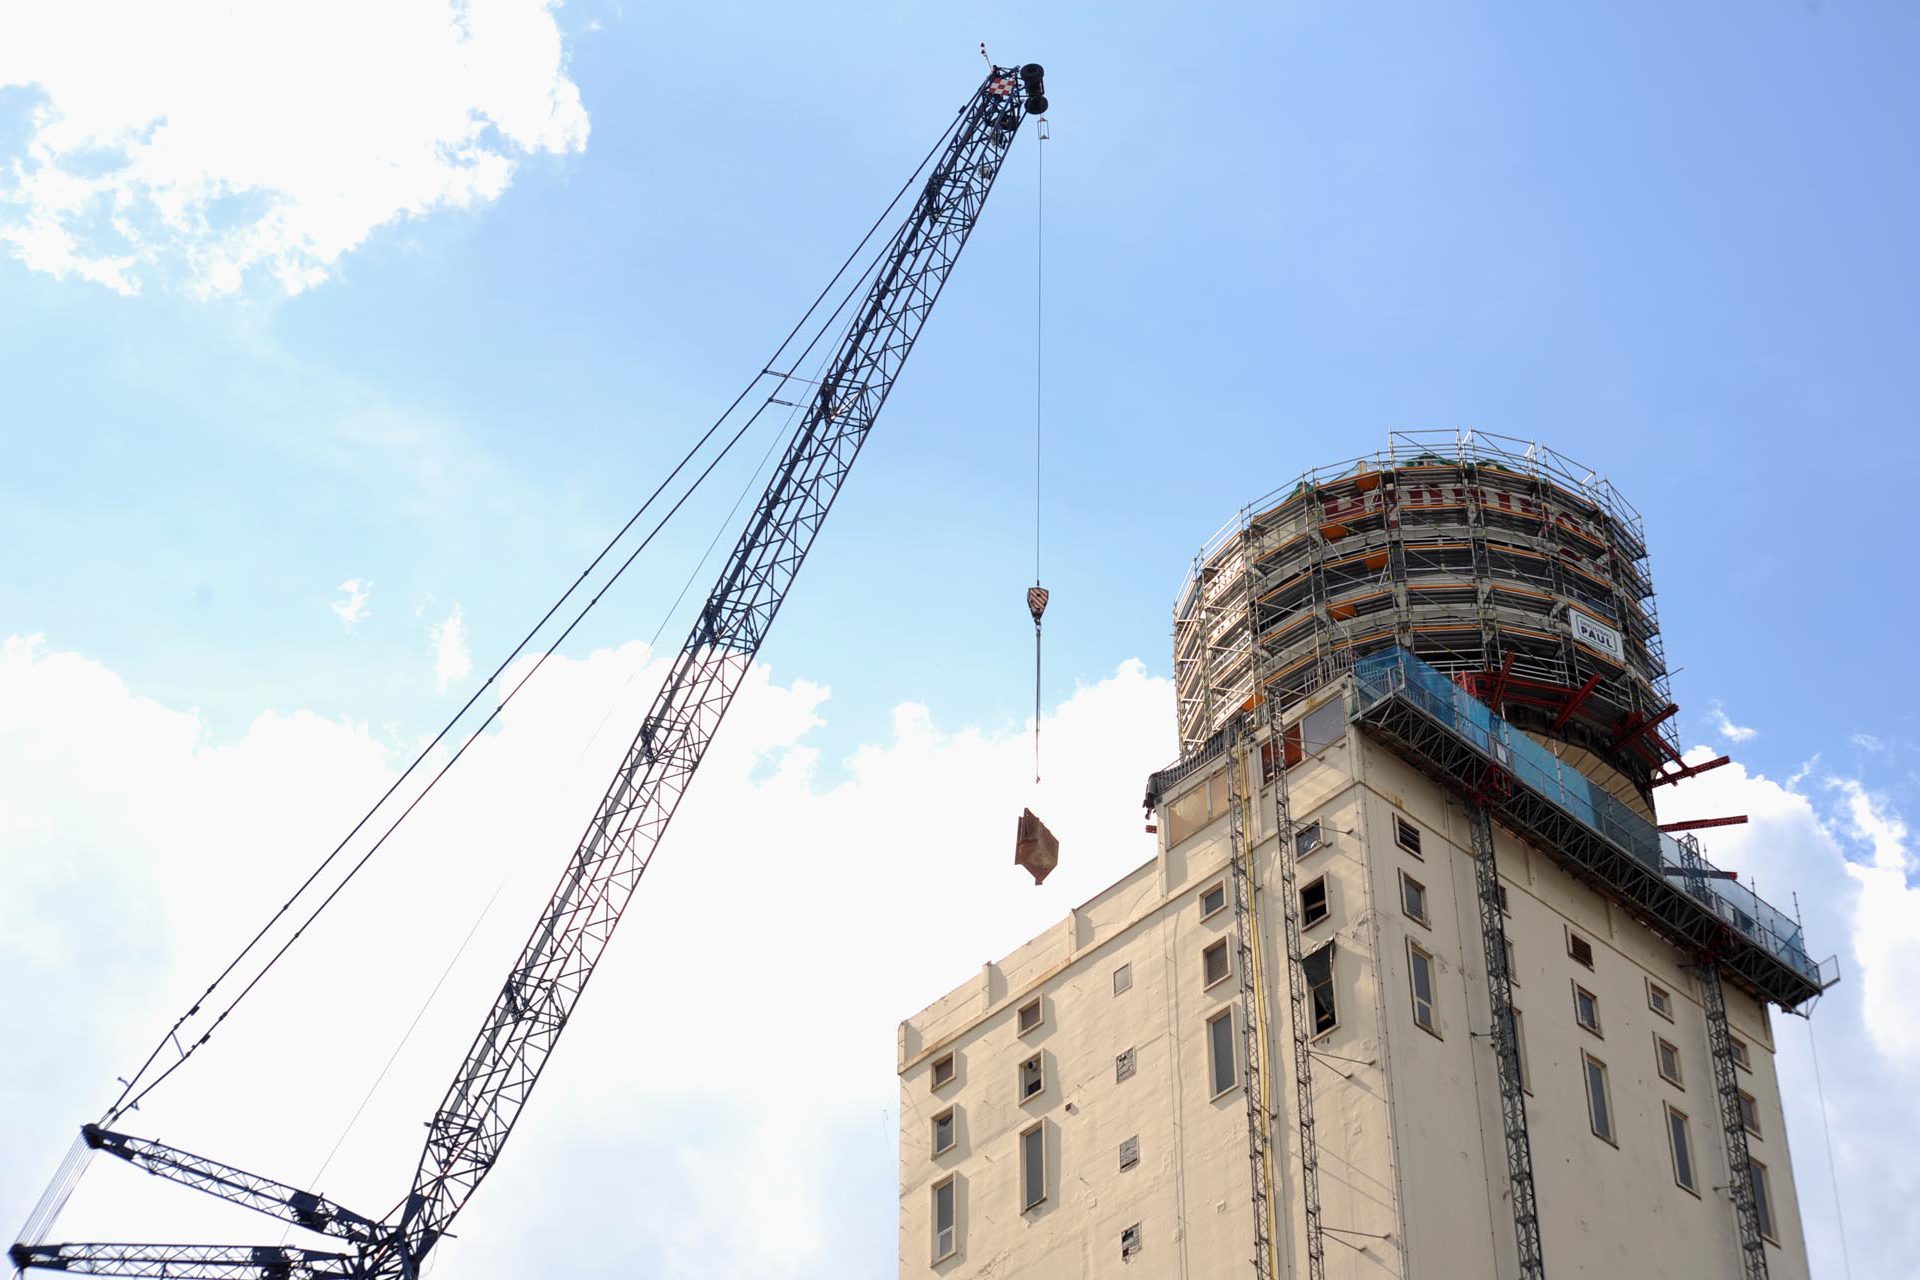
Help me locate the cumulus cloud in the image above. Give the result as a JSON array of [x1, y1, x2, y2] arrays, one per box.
[[331, 578, 372, 629], [0, 636, 1172, 1278], [1707, 701, 1758, 743], [1658, 749, 1920, 1277], [0, 0, 589, 296], [430, 602, 471, 691]]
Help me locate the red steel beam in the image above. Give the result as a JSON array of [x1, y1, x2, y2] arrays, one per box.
[[1612, 703, 1678, 750], [1549, 674, 1604, 732], [1651, 754, 1731, 787], [1658, 815, 1749, 832]]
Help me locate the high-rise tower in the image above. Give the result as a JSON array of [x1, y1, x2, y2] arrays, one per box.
[[897, 432, 1835, 1279]]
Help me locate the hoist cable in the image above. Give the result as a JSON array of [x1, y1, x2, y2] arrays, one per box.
[[93, 105, 971, 1132], [1031, 119, 1047, 785]]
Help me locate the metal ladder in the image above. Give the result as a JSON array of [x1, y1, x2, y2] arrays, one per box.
[[1699, 961, 1769, 1280], [1466, 806, 1545, 1278]]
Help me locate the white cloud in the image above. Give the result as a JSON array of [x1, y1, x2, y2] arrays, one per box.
[[1658, 749, 1920, 1277], [331, 578, 371, 629], [0, 635, 1172, 1278], [0, 0, 588, 296], [429, 602, 471, 691], [1707, 700, 1758, 743]]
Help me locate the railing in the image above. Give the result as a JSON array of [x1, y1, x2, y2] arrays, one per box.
[[1352, 648, 1821, 987]]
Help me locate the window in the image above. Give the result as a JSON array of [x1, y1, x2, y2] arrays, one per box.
[[1400, 871, 1429, 926], [1647, 979, 1674, 1021], [1666, 1106, 1697, 1194], [1200, 881, 1228, 919], [1408, 941, 1439, 1036], [1118, 1135, 1140, 1171], [932, 1107, 956, 1155], [1504, 938, 1520, 987], [1020, 1124, 1046, 1210], [931, 1053, 955, 1091], [1120, 1223, 1143, 1260], [1295, 820, 1324, 856], [1207, 1008, 1236, 1097], [1303, 942, 1337, 1035], [1729, 1035, 1752, 1072], [1301, 876, 1329, 928], [1019, 1053, 1045, 1101], [931, 1176, 957, 1261], [1751, 1160, 1778, 1242], [1203, 938, 1232, 989], [1573, 983, 1602, 1036], [1738, 1090, 1761, 1138], [1511, 1008, 1531, 1092], [1301, 698, 1344, 756], [1115, 1047, 1137, 1083], [1567, 931, 1594, 969], [1584, 1053, 1615, 1144], [1655, 1036, 1683, 1087], [1017, 997, 1043, 1034], [1113, 963, 1133, 996], [1495, 883, 1510, 915], [1166, 769, 1229, 845], [1394, 815, 1423, 857]]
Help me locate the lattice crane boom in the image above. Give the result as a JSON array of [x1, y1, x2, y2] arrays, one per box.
[[14, 62, 1045, 1280]]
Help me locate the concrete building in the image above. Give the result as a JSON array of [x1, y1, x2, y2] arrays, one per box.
[[897, 434, 1834, 1279]]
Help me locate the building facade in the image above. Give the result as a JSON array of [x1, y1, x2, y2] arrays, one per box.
[[898, 436, 1830, 1279]]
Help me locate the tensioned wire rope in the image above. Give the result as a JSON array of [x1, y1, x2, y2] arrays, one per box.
[[280, 218, 907, 1239], [18, 98, 974, 1249]]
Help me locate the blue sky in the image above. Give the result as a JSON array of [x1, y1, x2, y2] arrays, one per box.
[[3, 3, 1918, 1277]]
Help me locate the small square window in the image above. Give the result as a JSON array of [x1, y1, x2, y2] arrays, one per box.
[[1567, 931, 1595, 969], [1401, 871, 1429, 926], [1495, 883, 1510, 915], [1738, 1090, 1761, 1138], [1017, 997, 1043, 1034], [1408, 941, 1439, 1037], [1295, 820, 1324, 857], [1019, 1053, 1045, 1101], [1573, 983, 1602, 1036], [1203, 939, 1232, 989], [1655, 1036, 1683, 1087], [932, 1107, 956, 1155], [1115, 1046, 1137, 1083], [1118, 1135, 1140, 1171], [1729, 1035, 1753, 1072], [1113, 963, 1133, 996], [1200, 881, 1228, 919], [1584, 1053, 1616, 1144], [1647, 980, 1674, 1021], [1120, 1223, 1143, 1260], [1301, 876, 1329, 928], [1394, 814, 1423, 857], [931, 1053, 956, 1091]]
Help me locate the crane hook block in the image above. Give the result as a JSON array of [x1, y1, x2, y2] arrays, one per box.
[[1027, 585, 1049, 625], [1015, 808, 1060, 885]]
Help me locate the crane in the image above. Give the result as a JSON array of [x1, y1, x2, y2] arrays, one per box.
[[11, 60, 1048, 1280]]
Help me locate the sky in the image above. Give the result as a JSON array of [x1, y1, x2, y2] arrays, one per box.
[[1, 2, 1917, 1277]]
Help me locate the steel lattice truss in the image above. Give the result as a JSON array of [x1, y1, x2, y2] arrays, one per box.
[[1700, 964, 1770, 1280], [1221, 726, 1280, 1280], [1466, 808, 1546, 1278], [15, 65, 1041, 1280]]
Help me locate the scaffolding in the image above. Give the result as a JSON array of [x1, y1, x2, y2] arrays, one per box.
[[1172, 431, 1676, 801], [1466, 807, 1545, 1279]]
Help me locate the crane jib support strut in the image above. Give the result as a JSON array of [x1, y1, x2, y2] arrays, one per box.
[[15, 63, 1047, 1280]]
